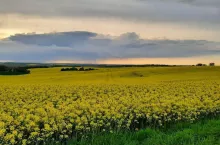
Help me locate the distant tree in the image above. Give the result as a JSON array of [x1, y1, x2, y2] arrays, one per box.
[[89, 68, 95, 70], [61, 67, 78, 71], [85, 68, 95, 71], [79, 67, 85, 71], [0, 66, 30, 75], [196, 63, 203, 66], [209, 63, 215, 66], [70, 67, 78, 71], [0, 65, 8, 71], [15, 67, 31, 74], [61, 67, 96, 72]]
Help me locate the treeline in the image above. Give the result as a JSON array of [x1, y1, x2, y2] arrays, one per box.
[[22, 66, 50, 69], [61, 67, 96, 72], [0, 63, 189, 68], [195, 63, 215, 66], [95, 64, 176, 68], [0, 65, 30, 75]]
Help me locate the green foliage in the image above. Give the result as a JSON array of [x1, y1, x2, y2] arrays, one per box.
[[61, 67, 78, 71], [0, 65, 30, 75], [0, 65, 8, 71], [61, 67, 96, 72], [67, 117, 220, 145]]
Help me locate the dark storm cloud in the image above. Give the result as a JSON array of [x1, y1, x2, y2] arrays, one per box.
[[0, 31, 220, 62], [7, 31, 97, 47]]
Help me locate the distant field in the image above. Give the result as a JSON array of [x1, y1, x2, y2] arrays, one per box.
[[1, 66, 220, 84], [0, 66, 219, 145]]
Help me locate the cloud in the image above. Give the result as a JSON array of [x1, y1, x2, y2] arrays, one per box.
[[7, 31, 97, 47], [0, 33, 6, 39], [0, 0, 219, 25], [1, 0, 220, 43], [0, 31, 220, 63], [0, 40, 99, 62], [1, 1, 220, 64], [140, 0, 220, 7]]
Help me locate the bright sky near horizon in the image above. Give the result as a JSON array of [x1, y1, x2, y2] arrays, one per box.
[[0, 0, 220, 65]]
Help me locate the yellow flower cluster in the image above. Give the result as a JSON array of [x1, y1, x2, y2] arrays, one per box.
[[0, 80, 219, 144]]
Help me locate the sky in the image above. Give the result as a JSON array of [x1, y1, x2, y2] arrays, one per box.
[[0, 0, 220, 65]]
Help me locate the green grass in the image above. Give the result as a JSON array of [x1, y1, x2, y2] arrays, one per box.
[[0, 66, 220, 84], [66, 117, 220, 145]]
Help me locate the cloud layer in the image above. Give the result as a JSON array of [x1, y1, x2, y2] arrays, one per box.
[[1, 0, 220, 42], [1, 0, 219, 25], [1, 31, 220, 64]]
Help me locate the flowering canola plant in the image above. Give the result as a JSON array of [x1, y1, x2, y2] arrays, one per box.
[[0, 80, 220, 144]]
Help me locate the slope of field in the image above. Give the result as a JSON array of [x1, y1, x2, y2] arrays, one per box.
[[0, 66, 220, 144], [0, 66, 220, 84]]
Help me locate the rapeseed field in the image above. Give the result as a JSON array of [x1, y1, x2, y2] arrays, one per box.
[[0, 67, 220, 144]]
